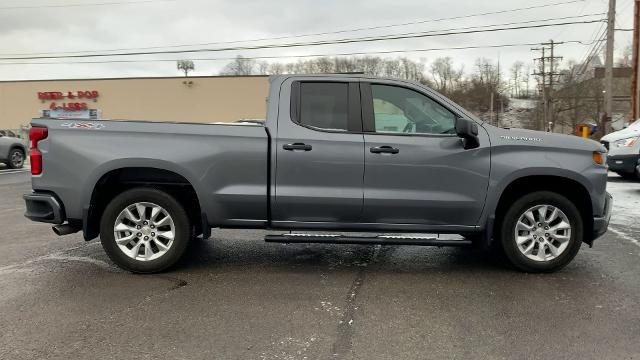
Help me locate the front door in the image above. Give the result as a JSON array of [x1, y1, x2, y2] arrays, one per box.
[[361, 82, 491, 226], [273, 80, 365, 224]]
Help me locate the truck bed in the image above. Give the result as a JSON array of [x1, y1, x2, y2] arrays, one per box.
[[30, 118, 270, 227]]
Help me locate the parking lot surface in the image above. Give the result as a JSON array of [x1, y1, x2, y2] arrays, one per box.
[[1, 168, 640, 359]]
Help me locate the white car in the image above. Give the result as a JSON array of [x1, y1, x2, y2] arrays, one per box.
[[601, 119, 640, 180]]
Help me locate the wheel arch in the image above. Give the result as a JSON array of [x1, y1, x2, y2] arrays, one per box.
[[83, 164, 208, 241], [489, 174, 593, 246], [9, 143, 25, 153]]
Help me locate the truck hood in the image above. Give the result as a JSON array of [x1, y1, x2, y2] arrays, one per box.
[[486, 126, 606, 152]]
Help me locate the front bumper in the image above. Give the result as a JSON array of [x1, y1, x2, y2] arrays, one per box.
[[592, 192, 613, 240], [23, 192, 65, 224], [607, 154, 640, 174]]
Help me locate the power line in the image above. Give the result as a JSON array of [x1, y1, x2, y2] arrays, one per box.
[[575, 24, 607, 75], [0, 12, 603, 57], [578, 31, 607, 77], [0, 40, 598, 66], [578, 31, 605, 70], [0, 0, 176, 10], [0, 0, 589, 55], [550, 0, 590, 39], [0, 19, 605, 61]]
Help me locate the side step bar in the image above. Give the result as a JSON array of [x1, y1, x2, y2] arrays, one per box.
[[264, 233, 471, 247]]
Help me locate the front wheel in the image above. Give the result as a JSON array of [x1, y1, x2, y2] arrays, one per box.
[[100, 187, 191, 273], [498, 191, 583, 273]]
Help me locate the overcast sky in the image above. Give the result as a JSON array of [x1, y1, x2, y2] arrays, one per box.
[[0, 0, 634, 81]]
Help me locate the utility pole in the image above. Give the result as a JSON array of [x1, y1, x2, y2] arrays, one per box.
[[500, 98, 505, 128], [603, 0, 617, 133], [532, 41, 562, 131], [484, 63, 494, 124], [490, 92, 495, 125], [497, 55, 501, 127], [632, 0, 640, 120], [548, 40, 558, 131], [532, 47, 547, 130]]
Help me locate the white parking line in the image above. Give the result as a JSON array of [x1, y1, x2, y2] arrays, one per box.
[[0, 242, 117, 275], [609, 227, 640, 250], [0, 168, 30, 175]]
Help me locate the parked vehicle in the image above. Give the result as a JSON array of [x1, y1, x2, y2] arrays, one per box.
[[600, 119, 640, 180], [0, 134, 26, 169], [23, 75, 612, 273]]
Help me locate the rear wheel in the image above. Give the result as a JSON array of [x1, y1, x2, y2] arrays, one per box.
[[7, 148, 24, 169], [100, 187, 191, 273], [498, 191, 583, 273]]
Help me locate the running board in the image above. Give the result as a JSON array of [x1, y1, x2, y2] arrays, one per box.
[[264, 233, 471, 247]]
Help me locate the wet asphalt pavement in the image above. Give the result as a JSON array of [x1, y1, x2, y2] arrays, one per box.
[[1, 169, 640, 359]]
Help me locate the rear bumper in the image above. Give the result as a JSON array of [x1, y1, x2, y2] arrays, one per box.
[[607, 154, 640, 174], [592, 192, 613, 240], [23, 192, 65, 224]]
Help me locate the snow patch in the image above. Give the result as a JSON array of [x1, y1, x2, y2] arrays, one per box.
[[608, 228, 640, 250], [260, 335, 317, 360]]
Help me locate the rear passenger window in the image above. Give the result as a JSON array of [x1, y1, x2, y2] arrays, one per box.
[[299, 82, 349, 131]]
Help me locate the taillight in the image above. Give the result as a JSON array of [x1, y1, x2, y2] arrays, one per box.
[[29, 127, 48, 175]]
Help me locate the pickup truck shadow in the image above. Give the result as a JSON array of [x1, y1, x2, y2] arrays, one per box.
[[607, 173, 639, 183], [607, 177, 637, 183], [176, 235, 509, 274]]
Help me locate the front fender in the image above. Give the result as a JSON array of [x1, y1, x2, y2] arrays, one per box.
[[478, 140, 607, 232]]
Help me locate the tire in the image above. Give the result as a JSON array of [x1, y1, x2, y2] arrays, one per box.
[[100, 187, 192, 273], [616, 172, 638, 180], [498, 191, 583, 273], [7, 148, 24, 169]]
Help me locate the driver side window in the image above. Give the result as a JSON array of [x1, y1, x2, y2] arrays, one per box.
[[371, 84, 456, 135]]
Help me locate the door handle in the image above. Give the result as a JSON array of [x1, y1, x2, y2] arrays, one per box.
[[370, 145, 399, 154], [283, 143, 312, 151]]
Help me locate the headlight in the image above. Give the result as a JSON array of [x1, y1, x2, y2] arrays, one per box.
[[614, 136, 639, 148]]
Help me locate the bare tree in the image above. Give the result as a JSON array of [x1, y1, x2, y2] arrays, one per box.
[[616, 44, 632, 67], [256, 61, 270, 75], [430, 57, 463, 93], [522, 65, 532, 98], [267, 62, 285, 75], [177, 60, 194, 77], [216, 55, 515, 119], [510, 61, 524, 97], [219, 55, 256, 75]]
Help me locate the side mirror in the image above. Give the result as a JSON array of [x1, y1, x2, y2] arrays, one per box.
[[455, 118, 480, 150]]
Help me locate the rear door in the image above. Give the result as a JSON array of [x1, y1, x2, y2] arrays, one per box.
[[361, 82, 491, 226], [272, 80, 365, 224]]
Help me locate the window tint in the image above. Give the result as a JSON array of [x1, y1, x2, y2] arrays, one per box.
[[299, 82, 349, 131], [371, 84, 456, 135]]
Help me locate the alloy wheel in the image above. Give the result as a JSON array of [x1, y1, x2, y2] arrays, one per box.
[[113, 202, 175, 261], [10, 150, 23, 168], [513, 204, 572, 262]]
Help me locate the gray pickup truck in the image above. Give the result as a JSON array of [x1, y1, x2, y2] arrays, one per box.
[[23, 74, 612, 273]]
